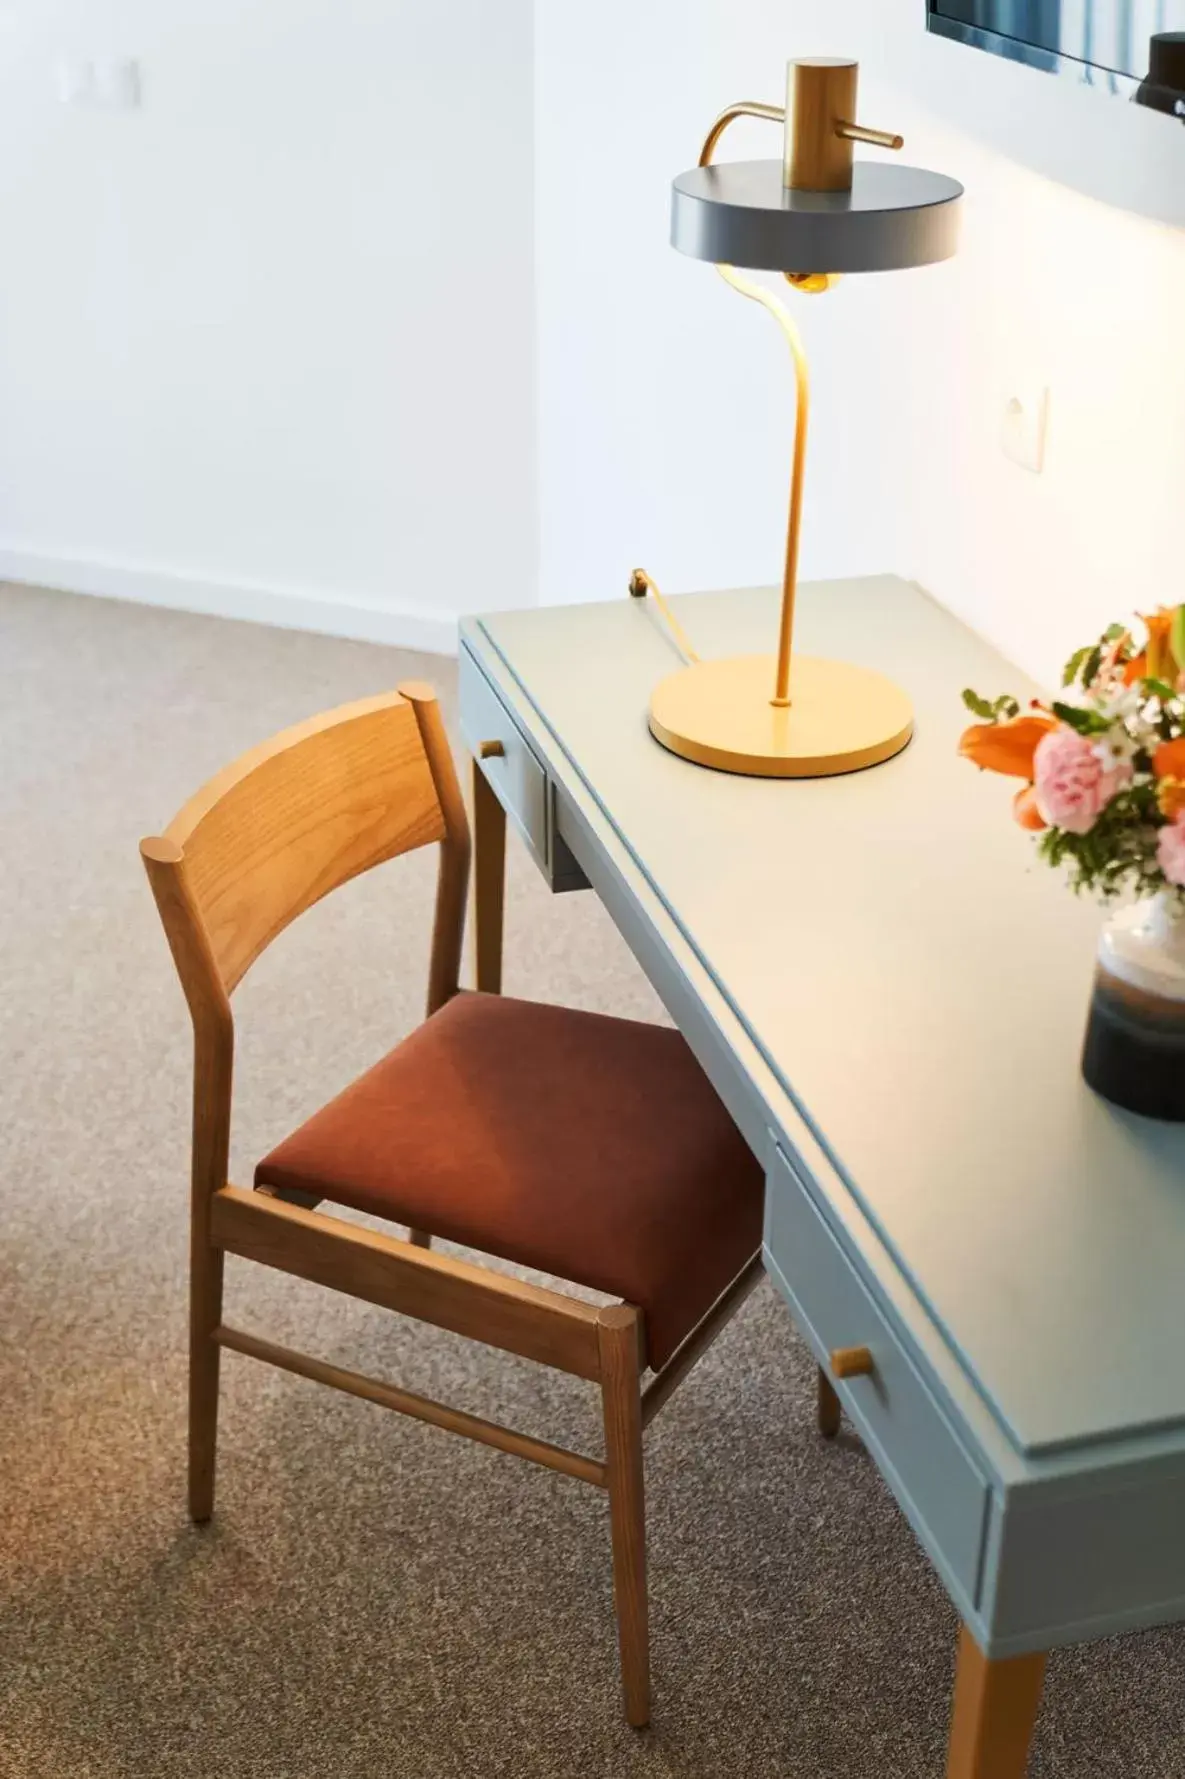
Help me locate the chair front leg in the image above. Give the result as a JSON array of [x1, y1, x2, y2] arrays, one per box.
[[189, 1239, 224, 1523], [597, 1305, 650, 1729]]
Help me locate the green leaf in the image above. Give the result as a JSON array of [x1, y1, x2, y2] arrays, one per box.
[[961, 688, 997, 720], [1082, 645, 1104, 688], [1051, 700, 1110, 735], [1172, 604, 1185, 676], [993, 694, 1020, 719], [1062, 644, 1091, 688], [1143, 679, 1178, 702], [1104, 622, 1128, 643]]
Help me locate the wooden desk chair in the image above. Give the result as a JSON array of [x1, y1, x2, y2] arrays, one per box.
[[140, 682, 765, 1728]]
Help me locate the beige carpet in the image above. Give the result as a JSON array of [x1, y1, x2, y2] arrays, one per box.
[[2, 581, 1182, 1778]]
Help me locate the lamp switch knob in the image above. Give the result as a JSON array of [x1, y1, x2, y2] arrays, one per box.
[[835, 122, 904, 152], [830, 1345, 875, 1380]]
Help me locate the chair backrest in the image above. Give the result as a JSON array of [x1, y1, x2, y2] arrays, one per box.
[[141, 680, 470, 1031]]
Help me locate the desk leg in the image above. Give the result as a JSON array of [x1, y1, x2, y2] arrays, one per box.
[[946, 1626, 1046, 1779], [817, 1367, 842, 1438], [471, 759, 506, 994]]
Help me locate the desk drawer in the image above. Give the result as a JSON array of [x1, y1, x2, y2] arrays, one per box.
[[765, 1144, 989, 1606], [459, 647, 549, 873]]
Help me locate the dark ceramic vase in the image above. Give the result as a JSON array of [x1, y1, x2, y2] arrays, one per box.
[[1082, 894, 1185, 1121]]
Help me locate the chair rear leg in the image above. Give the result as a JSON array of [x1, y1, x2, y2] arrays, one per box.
[[189, 1242, 224, 1523], [597, 1306, 650, 1729]]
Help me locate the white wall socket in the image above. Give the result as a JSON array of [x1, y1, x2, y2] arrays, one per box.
[[56, 57, 95, 106], [95, 57, 141, 110], [1001, 385, 1049, 474], [56, 55, 141, 111]]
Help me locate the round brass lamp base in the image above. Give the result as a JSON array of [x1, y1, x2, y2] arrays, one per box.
[[648, 653, 914, 778]]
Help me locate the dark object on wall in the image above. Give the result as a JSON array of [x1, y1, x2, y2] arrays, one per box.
[[1136, 32, 1185, 116], [928, 2, 1185, 116]]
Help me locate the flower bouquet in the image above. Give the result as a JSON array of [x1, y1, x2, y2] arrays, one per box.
[[959, 607, 1185, 1119]]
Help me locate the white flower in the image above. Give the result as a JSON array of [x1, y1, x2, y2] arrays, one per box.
[[1093, 686, 1143, 723], [1092, 730, 1139, 774]]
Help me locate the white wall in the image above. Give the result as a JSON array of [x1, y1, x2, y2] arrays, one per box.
[[535, 0, 1185, 688], [5, 3, 1184, 675], [0, 0, 536, 653]]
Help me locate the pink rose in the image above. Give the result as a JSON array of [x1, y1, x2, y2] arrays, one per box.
[[1034, 725, 1129, 835], [1158, 815, 1185, 888]]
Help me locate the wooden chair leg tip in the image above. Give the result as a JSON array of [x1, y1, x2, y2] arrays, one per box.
[[188, 1491, 214, 1525]]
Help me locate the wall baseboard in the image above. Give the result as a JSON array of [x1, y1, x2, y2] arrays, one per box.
[[0, 547, 460, 656]]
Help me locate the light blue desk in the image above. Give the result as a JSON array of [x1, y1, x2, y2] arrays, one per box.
[[458, 577, 1185, 1778]]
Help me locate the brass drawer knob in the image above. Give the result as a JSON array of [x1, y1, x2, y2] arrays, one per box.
[[478, 739, 505, 760], [830, 1345, 875, 1380]]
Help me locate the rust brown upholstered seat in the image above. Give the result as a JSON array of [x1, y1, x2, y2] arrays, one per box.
[[256, 992, 763, 1371], [141, 681, 768, 1733]]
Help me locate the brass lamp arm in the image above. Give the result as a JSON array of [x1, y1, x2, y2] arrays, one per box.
[[698, 102, 785, 168], [697, 101, 902, 170], [699, 81, 903, 187]]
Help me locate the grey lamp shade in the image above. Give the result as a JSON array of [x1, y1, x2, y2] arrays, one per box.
[[670, 160, 963, 274]]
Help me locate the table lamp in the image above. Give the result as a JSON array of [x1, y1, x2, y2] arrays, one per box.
[[632, 57, 963, 777]]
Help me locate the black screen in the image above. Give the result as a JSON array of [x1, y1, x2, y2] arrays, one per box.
[[928, 1, 1185, 108]]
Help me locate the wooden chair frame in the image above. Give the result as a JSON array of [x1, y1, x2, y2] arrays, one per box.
[[141, 680, 763, 1729]]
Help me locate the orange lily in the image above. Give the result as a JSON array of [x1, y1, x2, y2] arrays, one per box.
[[1154, 737, 1185, 780], [1013, 785, 1047, 831], [1143, 609, 1178, 683], [1159, 779, 1185, 822], [958, 713, 1057, 779], [1123, 652, 1148, 685]]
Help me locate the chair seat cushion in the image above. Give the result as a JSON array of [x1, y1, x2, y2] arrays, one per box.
[[254, 993, 764, 1370]]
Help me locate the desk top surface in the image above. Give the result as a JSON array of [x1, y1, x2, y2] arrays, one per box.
[[465, 578, 1185, 1463]]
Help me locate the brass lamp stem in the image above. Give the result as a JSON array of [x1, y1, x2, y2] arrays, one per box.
[[645, 61, 922, 779], [716, 267, 809, 708], [698, 100, 810, 709]]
